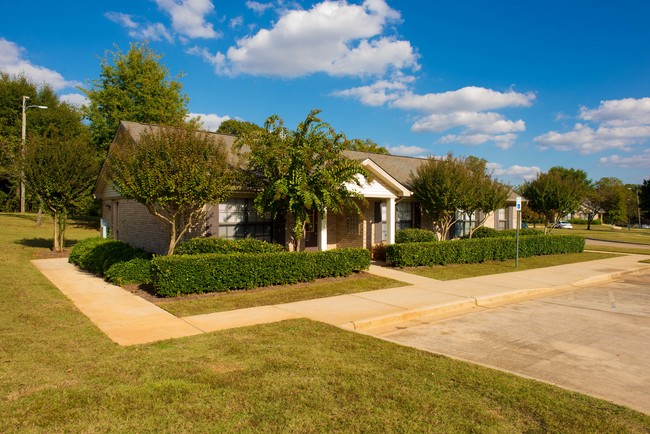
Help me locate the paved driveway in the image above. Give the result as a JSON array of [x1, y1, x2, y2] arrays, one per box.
[[377, 273, 650, 415]]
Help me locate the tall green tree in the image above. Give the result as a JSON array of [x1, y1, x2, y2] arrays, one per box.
[[106, 124, 236, 255], [237, 110, 367, 251], [345, 138, 389, 154], [216, 119, 264, 137], [411, 153, 507, 240], [521, 167, 590, 233], [640, 179, 650, 220], [83, 42, 191, 154], [0, 72, 87, 211], [583, 177, 626, 227], [22, 132, 99, 251]]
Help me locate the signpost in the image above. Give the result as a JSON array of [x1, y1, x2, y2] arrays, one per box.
[[515, 196, 521, 269]]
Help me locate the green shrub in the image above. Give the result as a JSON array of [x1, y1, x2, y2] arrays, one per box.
[[470, 227, 544, 238], [174, 237, 285, 255], [386, 235, 585, 267], [150, 248, 371, 297], [105, 258, 152, 285], [395, 228, 438, 243], [69, 237, 152, 282], [568, 218, 602, 225]]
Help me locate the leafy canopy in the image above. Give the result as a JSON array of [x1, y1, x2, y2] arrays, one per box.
[[1, 72, 87, 211], [23, 132, 99, 251], [107, 124, 236, 255], [521, 166, 590, 232], [237, 109, 367, 251], [411, 153, 508, 239], [83, 42, 190, 153]]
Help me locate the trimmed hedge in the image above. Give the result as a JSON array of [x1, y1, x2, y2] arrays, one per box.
[[469, 227, 544, 238], [104, 258, 153, 285], [150, 248, 371, 297], [386, 235, 585, 267], [174, 237, 285, 255], [395, 228, 438, 243], [69, 237, 152, 284]]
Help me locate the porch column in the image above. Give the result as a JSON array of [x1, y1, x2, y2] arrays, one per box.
[[386, 197, 395, 244], [318, 209, 328, 251]]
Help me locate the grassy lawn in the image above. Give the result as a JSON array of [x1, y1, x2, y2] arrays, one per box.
[[551, 224, 650, 245], [586, 245, 650, 255], [156, 273, 404, 317], [402, 252, 617, 280], [2, 213, 649, 432]]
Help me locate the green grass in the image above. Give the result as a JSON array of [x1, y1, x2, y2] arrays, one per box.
[[157, 273, 405, 317], [1, 213, 649, 432], [586, 245, 650, 255], [556, 224, 650, 245], [403, 252, 618, 280]]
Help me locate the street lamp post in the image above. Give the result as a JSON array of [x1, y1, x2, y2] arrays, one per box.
[[20, 95, 47, 213]]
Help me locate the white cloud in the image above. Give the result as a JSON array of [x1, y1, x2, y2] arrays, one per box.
[[333, 76, 413, 106], [535, 123, 650, 154], [60, 93, 89, 107], [486, 162, 541, 182], [190, 112, 230, 131], [392, 86, 535, 113], [535, 97, 650, 154], [599, 149, 650, 168], [246, 1, 274, 14], [412, 111, 525, 135], [211, 0, 418, 77], [0, 38, 80, 90], [579, 97, 650, 127], [155, 0, 220, 39], [439, 133, 518, 150], [335, 82, 533, 148], [230, 16, 244, 28], [105, 12, 139, 29], [386, 144, 428, 157], [106, 11, 173, 42]]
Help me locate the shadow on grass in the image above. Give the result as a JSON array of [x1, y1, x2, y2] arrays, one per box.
[[17, 238, 82, 249]]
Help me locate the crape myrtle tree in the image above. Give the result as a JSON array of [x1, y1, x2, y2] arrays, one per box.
[[521, 167, 590, 233], [107, 124, 236, 255], [237, 109, 368, 252], [22, 132, 99, 251], [83, 42, 192, 154], [582, 177, 627, 228], [411, 154, 508, 240]]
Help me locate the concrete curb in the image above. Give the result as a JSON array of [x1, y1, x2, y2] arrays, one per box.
[[350, 264, 650, 331], [350, 298, 477, 331]]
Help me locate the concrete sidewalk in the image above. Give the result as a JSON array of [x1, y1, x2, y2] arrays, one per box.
[[32, 254, 650, 346]]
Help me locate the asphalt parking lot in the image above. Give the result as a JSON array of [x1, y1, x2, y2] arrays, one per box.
[[377, 272, 650, 415]]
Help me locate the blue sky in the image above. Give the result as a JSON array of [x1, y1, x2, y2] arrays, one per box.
[[2, 0, 649, 185]]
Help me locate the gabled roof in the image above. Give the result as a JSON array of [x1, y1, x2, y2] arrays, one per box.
[[342, 150, 428, 188]]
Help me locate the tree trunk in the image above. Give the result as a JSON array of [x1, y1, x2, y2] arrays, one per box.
[[57, 211, 66, 252], [167, 222, 177, 256], [36, 205, 43, 227], [52, 209, 60, 252]]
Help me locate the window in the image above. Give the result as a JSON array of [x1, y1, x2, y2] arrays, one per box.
[[396, 202, 413, 231], [346, 214, 360, 235], [497, 208, 508, 230], [454, 210, 476, 237], [218, 198, 272, 241]]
